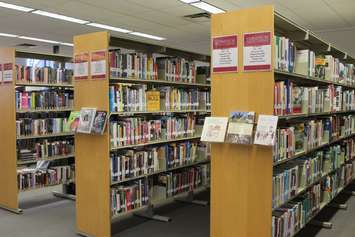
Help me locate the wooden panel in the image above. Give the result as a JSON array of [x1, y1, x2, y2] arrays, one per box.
[[74, 32, 111, 237], [0, 48, 18, 211], [210, 6, 274, 237]]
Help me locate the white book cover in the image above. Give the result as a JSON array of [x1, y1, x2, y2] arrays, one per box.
[[254, 115, 278, 146], [201, 117, 228, 143], [77, 107, 97, 134]]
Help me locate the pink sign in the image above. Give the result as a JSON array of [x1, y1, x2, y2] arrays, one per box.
[[212, 35, 238, 73]]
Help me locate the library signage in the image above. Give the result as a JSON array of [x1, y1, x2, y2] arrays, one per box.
[[3, 63, 13, 83], [212, 35, 238, 73], [243, 32, 272, 72], [91, 50, 107, 79], [74, 53, 89, 80]]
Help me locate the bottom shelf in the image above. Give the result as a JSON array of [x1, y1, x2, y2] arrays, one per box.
[[19, 179, 75, 193]]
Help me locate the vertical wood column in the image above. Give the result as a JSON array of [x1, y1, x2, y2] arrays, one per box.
[[74, 32, 111, 237], [0, 48, 19, 212], [210, 6, 274, 237]]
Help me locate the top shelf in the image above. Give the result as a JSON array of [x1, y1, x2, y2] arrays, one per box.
[[274, 11, 355, 64], [15, 50, 72, 63]]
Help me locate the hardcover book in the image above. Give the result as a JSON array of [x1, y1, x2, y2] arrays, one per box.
[[65, 111, 80, 132], [77, 107, 96, 134], [226, 111, 255, 144], [254, 115, 278, 146], [91, 111, 108, 135], [201, 117, 228, 143]]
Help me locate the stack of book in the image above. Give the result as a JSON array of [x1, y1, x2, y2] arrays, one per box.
[[109, 50, 158, 80], [15, 90, 74, 111], [111, 179, 149, 215], [15, 65, 73, 85], [16, 117, 70, 137], [274, 35, 296, 73], [157, 58, 196, 83], [17, 165, 74, 191]]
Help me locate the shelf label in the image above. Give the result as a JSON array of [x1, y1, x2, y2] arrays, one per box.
[[91, 50, 107, 79], [243, 32, 272, 72], [74, 53, 89, 80], [3, 63, 13, 83], [212, 35, 238, 73]]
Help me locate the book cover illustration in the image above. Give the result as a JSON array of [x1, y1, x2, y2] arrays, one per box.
[[77, 107, 96, 134], [254, 115, 278, 146], [201, 117, 228, 143], [226, 111, 255, 144], [65, 111, 80, 132], [91, 111, 108, 135]]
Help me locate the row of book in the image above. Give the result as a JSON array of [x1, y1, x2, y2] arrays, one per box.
[[16, 117, 71, 137], [16, 90, 74, 111], [17, 165, 74, 191], [111, 164, 210, 215], [17, 139, 74, 161], [110, 141, 209, 182], [272, 162, 354, 237], [15, 65, 73, 85], [274, 81, 354, 115], [109, 84, 211, 112], [109, 115, 199, 148], [109, 50, 197, 83], [273, 116, 355, 163], [274, 35, 355, 85]]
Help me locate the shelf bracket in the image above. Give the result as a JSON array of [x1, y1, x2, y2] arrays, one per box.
[[310, 220, 332, 229], [175, 190, 209, 206], [327, 43, 332, 52], [134, 204, 171, 222]]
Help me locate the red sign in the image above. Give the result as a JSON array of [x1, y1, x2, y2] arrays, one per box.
[[212, 35, 238, 73], [74, 53, 89, 80], [91, 51, 107, 79], [243, 32, 272, 72]]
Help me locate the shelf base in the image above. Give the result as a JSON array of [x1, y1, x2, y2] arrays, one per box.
[[175, 190, 209, 206], [344, 190, 355, 196], [329, 203, 347, 210], [52, 191, 76, 201], [77, 231, 94, 237], [310, 220, 332, 229], [0, 204, 23, 214], [134, 204, 171, 222]]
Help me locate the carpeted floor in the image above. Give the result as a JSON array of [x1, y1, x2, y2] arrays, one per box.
[[1, 186, 355, 237]]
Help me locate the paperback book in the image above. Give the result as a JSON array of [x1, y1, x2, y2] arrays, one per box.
[[226, 111, 255, 144], [91, 111, 108, 135], [77, 107, 97, 134], [201, 117, 228, 143], [254, 115, 278, 146]]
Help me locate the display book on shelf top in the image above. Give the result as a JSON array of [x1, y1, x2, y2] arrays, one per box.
[[74, 32, 211, 237], [0, 48, 76, 214]]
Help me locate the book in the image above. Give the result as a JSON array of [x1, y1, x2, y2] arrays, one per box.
[[77, 107, 97, 134], [91, 111, 108, 135], [15, 65, 73, 85], [201, 117, 228, 143], [65, 111, 80, 132], [226, 111, 255, 144], [254, 115, 278, 146], [146, 90, 160, 112]]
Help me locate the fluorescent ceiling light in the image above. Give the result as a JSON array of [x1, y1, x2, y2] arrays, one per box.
[[179, 0, 200, 3], [191, 1, 225, 14], [0, 33, 18, 37], [130, 32, 166, 41], [87, 23, 131, 33], [0, 1, 33, 12], [60, 42, 74, 47], [32, 10, 89, 24], [19, 36, 60, 44]]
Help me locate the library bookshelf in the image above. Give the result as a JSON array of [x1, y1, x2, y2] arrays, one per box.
[[73, 32, 211, 237], [211, 5, 355, 237], [0, 48, 75, 214]]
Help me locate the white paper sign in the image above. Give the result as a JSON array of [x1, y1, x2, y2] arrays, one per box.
[[254, 115, 278, 146], [243, 32, 272, 71], [91, 51, 106, 79], [74, 53, 89, 80], [212, 35, 238, 73]]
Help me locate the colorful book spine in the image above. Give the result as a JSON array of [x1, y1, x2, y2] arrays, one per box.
[[16, 117, 70, 136], [15, 65, 73, 85]]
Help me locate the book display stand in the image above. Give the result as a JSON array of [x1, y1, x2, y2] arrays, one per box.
[[74, 32, 211, 237], [0, 48, 76, 214], [211, 5, 355, 237]]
